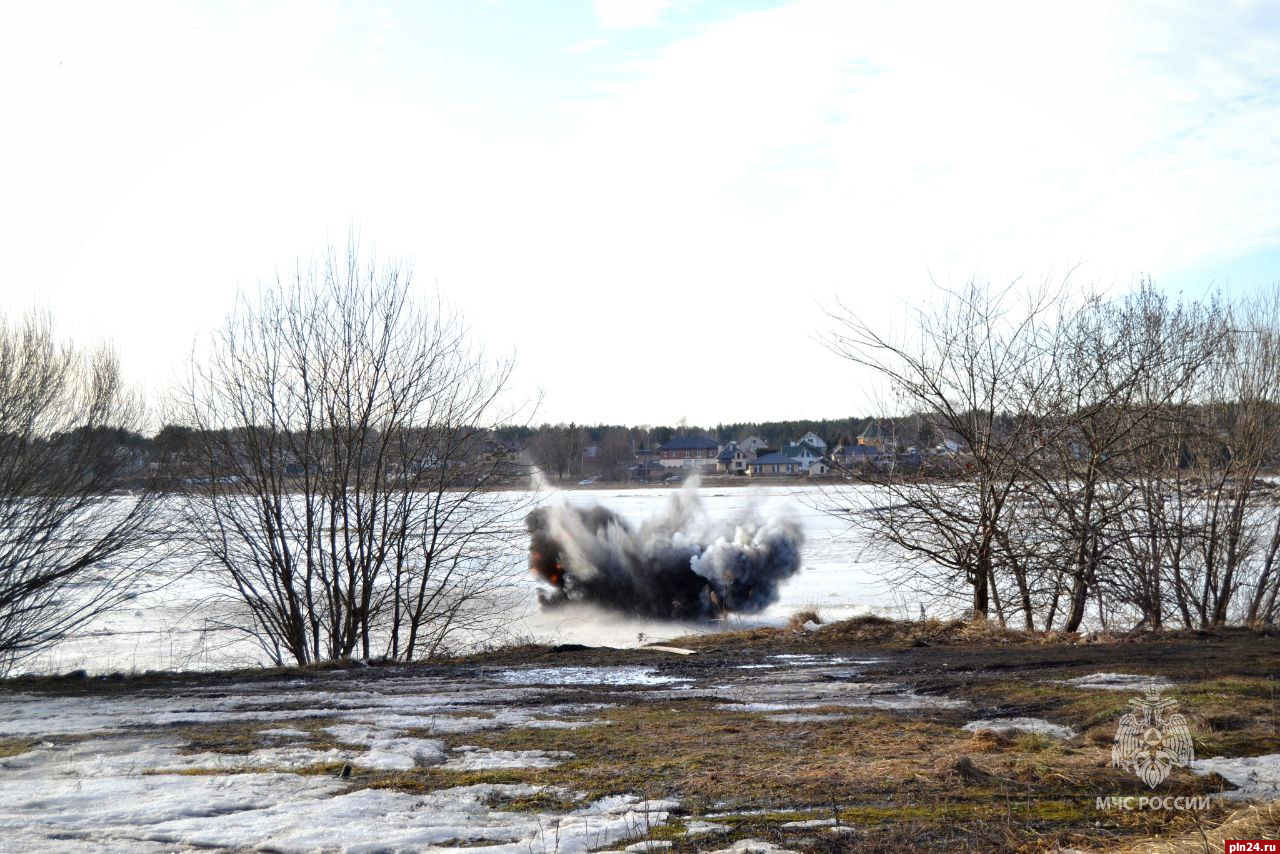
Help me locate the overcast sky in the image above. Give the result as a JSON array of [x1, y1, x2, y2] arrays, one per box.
[[2, 1, 1278, 427]]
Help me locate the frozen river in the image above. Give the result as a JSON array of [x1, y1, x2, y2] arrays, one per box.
[[25, 484, 910, 675]]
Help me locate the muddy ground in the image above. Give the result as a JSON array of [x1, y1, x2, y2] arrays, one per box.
[[3, 618, 1279, 852]]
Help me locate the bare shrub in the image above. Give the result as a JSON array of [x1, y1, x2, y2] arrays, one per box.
[[174, 240, 532, 665], [0, 312, 162, 673]]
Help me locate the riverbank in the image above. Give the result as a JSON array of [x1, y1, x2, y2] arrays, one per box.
[[4, 617, 1279, 851]]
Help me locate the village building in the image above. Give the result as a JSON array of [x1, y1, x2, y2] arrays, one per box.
[[780, 441, 824, 472], [857, 421, 886, 448], [831, 442, 879, 468], [797, 431, 827, 451], [716, 441, 755, 474], [656, 435, 720, 469], [747, 452, 804, 476], [739, 435, 769, 454]]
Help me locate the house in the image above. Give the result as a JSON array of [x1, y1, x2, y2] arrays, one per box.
[[797, 431, 827, 452], [716, 441, 755, 474], [747, 452, 804, 476], [781, 441, 824, 472], [739, 435, 769, 454], [656, 436, 720, 468], [842, 443, 880, 464], [857, 421, 890, 448]]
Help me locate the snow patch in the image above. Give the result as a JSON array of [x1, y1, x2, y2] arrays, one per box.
[[683, 819, 730, 835], [321, 724, 447, 770], [963, 718, 1075, 739], [1060, 673, 1174, 692], [491, 666, 692, 686], [781, 817, 838, 827], [442, 746, 572, 770], [705, 841, 800, 854], [1192, 754, 1280, 800], [258, 727, 311, 739]]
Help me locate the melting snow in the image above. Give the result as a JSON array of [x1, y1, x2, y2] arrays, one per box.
[[491, 666, 692, 686], [1059, 673, 1174, 692], [963, 718, 1075, 739], [1192, 754, 1280, 800], [442, 746, 573, 770], [258, 727, 311, 738], [705, 841, 800, 854], [715, 677, 965, 712], [0, 726, 675, 852]]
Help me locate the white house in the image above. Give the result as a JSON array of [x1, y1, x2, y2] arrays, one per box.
[[797, 431, 827, 451], [739, 435, 769, 454], [781, 442, 824, 472]]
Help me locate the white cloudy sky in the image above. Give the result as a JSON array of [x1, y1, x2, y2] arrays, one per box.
[[2, 0, 1278, 427]]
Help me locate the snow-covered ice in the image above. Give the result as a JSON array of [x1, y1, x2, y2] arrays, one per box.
[[21, 485, 908, 677]]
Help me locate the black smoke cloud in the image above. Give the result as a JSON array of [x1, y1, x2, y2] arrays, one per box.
[[526, 490, 803, 619]]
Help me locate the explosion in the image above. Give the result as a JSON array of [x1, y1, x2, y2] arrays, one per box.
[[526, 489, 803, 620]]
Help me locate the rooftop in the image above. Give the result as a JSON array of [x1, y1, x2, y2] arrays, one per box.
[[658, 436, 719, 451], [751, 452, 798, 466]]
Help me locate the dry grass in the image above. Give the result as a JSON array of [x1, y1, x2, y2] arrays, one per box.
[[0, 736, 37, 758], [785, 609, 821, 631], [1111, 800, 1280, 853], [356, 697, 1224, 851], [676, 614, 1083, 651]]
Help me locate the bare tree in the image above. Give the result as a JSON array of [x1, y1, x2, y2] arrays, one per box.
[[827, 279, 1241, 633], [1183, 295, 1280, 627], [584, 427, 638, 482], [827, 280, 1066, 623], [528, 423, 587, 482], [176, 241, 531, 666], [0, 312, 162, 673], [1029, 285, 1221, 631]]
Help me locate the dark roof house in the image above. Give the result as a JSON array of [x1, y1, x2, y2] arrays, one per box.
[[659, 436, 719, 452], [748, 452, 804, 476]]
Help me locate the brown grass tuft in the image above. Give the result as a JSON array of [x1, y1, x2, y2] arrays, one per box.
[[1111, 799, 1280, 853], [966, 728, 1011, 752], [785, 609, 821, 631]]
